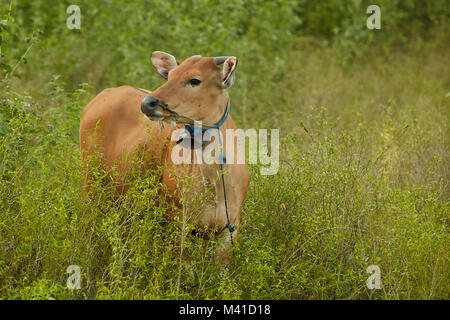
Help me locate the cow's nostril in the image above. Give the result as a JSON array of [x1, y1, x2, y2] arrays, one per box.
[[141, 96, 160, 115]]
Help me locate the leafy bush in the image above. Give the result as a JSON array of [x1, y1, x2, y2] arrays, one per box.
[[0, 0, 448, 299]]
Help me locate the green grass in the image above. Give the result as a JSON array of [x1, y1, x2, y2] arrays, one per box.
[[0, 1, 449, 300]]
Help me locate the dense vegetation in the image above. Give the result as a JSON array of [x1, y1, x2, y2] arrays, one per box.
[[0, 0, 449, 299]]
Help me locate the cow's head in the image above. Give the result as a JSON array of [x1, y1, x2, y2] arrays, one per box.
[[141, 51, 237, 127]]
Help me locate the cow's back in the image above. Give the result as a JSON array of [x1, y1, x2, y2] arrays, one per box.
[[80, 86, 174, 182]]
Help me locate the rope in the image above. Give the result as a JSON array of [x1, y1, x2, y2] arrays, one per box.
[[217, 128, 236, 247], [177, 98, 236, 246]]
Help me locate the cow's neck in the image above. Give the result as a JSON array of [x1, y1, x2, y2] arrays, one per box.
[[164, 99, 231, 203]]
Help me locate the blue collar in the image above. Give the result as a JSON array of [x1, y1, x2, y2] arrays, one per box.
[[184, 99, 230, 136]]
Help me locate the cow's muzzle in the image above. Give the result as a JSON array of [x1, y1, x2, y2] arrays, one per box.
[[141, 96, 165, 120]]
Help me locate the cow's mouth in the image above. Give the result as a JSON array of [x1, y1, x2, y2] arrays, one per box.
[[145, 112, 164, 121], [146, 112, 168, 122], [145, 112, 178, 126], [141, 96, 179, 125]]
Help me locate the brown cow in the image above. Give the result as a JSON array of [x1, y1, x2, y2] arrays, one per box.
[[79, 52, 250, 264]]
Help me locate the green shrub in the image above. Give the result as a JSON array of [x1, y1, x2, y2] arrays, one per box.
[[0, 0, 448, 299]]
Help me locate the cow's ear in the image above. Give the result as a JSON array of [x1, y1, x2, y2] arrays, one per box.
[[222, 56, 238, 87], [151, 51, 178, 79]]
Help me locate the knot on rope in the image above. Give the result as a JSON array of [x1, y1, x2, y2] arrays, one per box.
[[226, 223, 237, 233]]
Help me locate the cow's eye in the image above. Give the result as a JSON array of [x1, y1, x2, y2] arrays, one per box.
[[188, 78, 201, 86]]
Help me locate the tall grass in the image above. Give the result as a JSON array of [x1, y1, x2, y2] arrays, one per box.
[[0, 1, 448, 299]]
